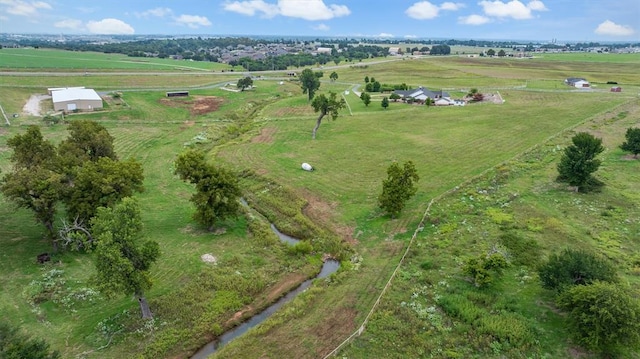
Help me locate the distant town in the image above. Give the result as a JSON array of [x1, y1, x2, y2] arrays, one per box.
[[1, 33, 639, 71]]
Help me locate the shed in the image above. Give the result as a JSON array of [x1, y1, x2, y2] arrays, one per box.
[[166, 91, 189, 97], [51, 88, 103, 112], [610, 86, 622, 92]]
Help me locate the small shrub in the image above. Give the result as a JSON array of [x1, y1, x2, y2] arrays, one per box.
[[463, 252, 509, 288], [287, 241, 313, 256], [420, 260, 434, 270], [537, 248, 618, 292]]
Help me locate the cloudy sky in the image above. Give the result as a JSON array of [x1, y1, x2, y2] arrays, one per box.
[[1, 0, 638, 42]]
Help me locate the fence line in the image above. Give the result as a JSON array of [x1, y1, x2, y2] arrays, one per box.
[[0, 102, 10, 125]]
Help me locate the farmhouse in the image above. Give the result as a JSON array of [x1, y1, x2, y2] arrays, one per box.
[[388, 47, 401, 56], [393, 86, 450, 102], [51, 88, 103, 112], [564, 77, 590, 88]]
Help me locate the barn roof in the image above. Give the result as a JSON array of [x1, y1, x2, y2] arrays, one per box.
[[51, 88, 101, 103]]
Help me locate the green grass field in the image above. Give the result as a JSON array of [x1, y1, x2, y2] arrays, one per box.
[[1, 51, 639, 359], [0, 48, 240, 71]]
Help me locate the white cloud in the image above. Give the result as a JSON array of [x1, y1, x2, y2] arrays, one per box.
[[313, 23, 330, 31], [527, 0, 547, 11], [223, 0, 279, 18], [137, 7, 173, 18], [86, 18, 135, 34], [279, 0, 350, 20], [54, 19, 83, 30], [404, 34, 418, 39], [458, 14, 491, 25], [595, 20, 635, 36], [406, 1, 440, 19], [175, 14, 212, 28], [223, 0, 350, 20], [406, 1, 465, 20], [440, 2, 465, 11], [2, 0, 51, 16], [377, 32, 394, 38], [479, 0, 529, 19], [479, 0, 548, 20]]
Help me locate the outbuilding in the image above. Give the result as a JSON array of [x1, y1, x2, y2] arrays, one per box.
[[564, 77, 590, 88], [610, 86, 622, 92], [51, 88, 103, 112]]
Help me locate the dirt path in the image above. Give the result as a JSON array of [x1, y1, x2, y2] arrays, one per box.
[[23, 94, 50, 116]]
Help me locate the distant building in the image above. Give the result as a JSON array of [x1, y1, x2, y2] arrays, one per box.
[[316, 47, 333, 54], [47, 86, 85, 95], [610, 86, 622, 92], [388, 47, 401, 56], [393, 86, 450, 102], [564, 77, 590, 88], [51, 88, 103, 112]]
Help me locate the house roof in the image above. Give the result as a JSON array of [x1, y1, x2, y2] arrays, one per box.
[[51, 88, 101, 103], [565, 77, 588, 83], [393, 87, 449, 100]]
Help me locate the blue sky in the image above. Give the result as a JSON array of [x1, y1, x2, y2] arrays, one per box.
[[1, 0, 638, 42]]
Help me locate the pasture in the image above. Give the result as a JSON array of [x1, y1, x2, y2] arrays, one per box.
[[1, 51, 639, 359], [0, 48, 237, 71]]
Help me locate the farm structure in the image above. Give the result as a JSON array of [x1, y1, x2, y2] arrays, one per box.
[[51, 88, 103, 112], [393, 86, 450, 102], [564, 77, 590, 88], [610, 86, 622, 92], [47, 86, 85, 95], [166, 91, 189, 97]]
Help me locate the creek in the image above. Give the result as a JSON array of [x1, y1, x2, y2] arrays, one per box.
[[190, 223, 338, 359], [191, 260, 339, 359]]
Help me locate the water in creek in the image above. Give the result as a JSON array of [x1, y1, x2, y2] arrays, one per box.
[[190, 259, 340, 359]]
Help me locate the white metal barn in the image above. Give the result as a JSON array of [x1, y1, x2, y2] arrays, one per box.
[[51, 88, 103, 112]]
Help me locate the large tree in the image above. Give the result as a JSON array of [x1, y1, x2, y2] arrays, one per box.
[[378, 160, 419, 218], [620, 127, 640, 158], [174, 150, 241, 231], [58, 119, 117, 169], [360, 92, 371, 107], [381, 96, 389, 110], [0, 126, 63, 249], [65, 157, 144, 224], [558, 282, 640, 354], [236, 76, 253, 91], [557, 132, 604, 192], [310, 91, 346, 139], [92, 197, 160, 319], [299, 68, 321, 102]]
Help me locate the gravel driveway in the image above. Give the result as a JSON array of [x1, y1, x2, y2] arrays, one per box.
[[23, 95, 50, 116]]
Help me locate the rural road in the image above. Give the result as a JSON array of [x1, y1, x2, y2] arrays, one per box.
[[0, 57, 406, 77]]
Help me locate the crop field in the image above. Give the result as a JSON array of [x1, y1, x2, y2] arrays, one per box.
[[1, 51, 639, 359]]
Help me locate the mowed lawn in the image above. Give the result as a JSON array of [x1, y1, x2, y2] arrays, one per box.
[[218, 90, 627, 223]]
